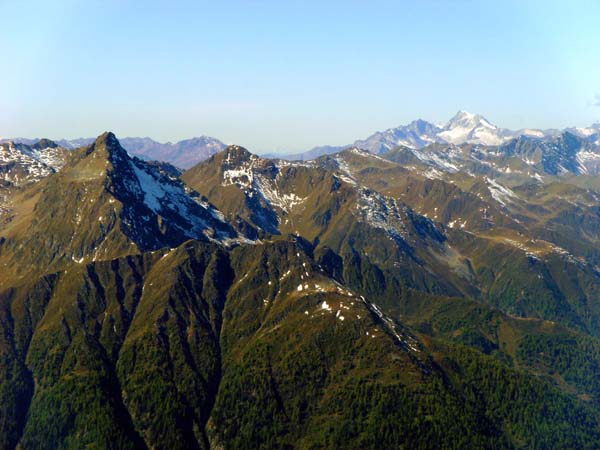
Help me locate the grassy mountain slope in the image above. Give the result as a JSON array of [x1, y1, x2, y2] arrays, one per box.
[[1, 238, 600, 448]]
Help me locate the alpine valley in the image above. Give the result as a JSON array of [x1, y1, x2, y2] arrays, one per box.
[[2, 113, 600, 449]]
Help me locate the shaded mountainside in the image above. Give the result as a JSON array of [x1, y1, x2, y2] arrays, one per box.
[[2, 134, 600, 448], [2, 238, 600, 449], [184, 147, 473, 299], [327, 149, 600, 335], [185, 146, 600, 338]]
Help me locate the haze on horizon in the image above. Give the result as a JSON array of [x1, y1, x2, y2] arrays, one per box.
[[2, 0, 600, 153]]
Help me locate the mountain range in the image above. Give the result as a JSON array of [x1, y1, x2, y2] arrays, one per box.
[[2, 130, 600, 448], [279, 110, 600, 160], [5, 111, 600, 170], [1, 136, 226, 169]]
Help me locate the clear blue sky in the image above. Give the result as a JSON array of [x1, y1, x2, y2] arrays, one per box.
[[1, 0, 599, 152]]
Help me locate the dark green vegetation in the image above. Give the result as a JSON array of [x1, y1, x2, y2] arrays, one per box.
[[1, 134, 600, 449]]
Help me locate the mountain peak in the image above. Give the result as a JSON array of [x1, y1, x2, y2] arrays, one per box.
[[222, 145, 254, 164], [0, 132, 245, 273], [32, 138, 58, 150], [351, 119, 443, 154], [224, 144, 251, 155], [445, 110, 494, 129], [96, 131, 118, 146], [439, 111, 501, 145], [86, 132, 130, 165], [405, 118, 442, 135], [455, 109, 476, 118]]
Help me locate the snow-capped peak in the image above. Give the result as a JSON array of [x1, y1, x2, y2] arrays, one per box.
[[438, 111, 503, 145], [445, 110, 479, 125], [352, 119, 443, 154]]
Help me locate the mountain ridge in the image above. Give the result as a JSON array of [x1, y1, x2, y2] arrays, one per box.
[[0, 132, 245, 284], [5, 112, 600, 166], [2, 132, 600, 447], [1, 135, 227, 169], [281, 111, 600, 160]]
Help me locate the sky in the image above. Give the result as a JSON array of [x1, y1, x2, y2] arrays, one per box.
[[1, 0, 600, 153]]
